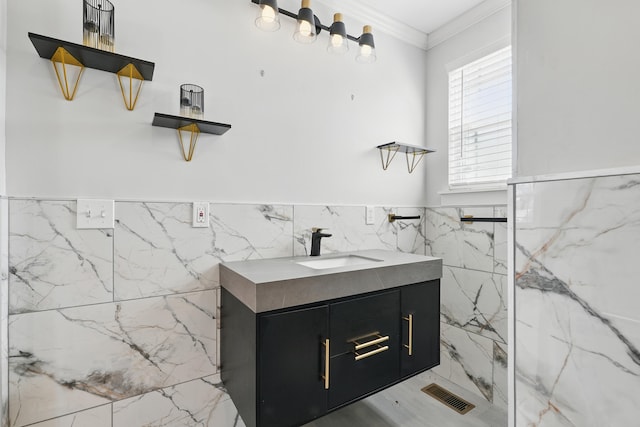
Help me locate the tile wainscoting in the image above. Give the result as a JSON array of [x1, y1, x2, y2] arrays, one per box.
[[3, 200, 425, 426], [513, 174, 640, 426], [425, 206, 508, 413], [1, 198, 8, 427]]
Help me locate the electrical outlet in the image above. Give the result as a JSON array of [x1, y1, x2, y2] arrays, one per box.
[[77, 199, 115, 229], [192, 202, 210, 228], [365, 206, 375, 225]]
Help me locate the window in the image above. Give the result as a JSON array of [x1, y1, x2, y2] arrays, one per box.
[[448, 46, 512, 189]]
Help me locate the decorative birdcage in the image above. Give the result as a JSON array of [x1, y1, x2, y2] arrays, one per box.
[[83, 0, 115, 52], [180, 84, 204, 119]]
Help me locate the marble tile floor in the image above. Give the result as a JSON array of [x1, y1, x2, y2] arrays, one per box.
[[302, 371, 506, 427]]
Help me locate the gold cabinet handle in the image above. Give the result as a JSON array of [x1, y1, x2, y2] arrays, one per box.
[[354, 345, 389, 361], [322, 338, 330, 389], [354, 335, 389, 351], [403, 314, 413, 356]]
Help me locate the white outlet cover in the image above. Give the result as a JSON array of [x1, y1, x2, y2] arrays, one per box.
[[76, 199, 115, 229], [365, 206, 375, 225], [192, 202, 210, 228]]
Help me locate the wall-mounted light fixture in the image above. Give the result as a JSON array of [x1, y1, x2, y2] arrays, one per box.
[[357, 25, 376, 63], [293, 0, 318, 43], [327, 13, 348, 54], [255, 0, 281, 31], [250, 0, 376, 63]]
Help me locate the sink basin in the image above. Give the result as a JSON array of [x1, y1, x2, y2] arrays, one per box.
[[297, 254, 383, 270]]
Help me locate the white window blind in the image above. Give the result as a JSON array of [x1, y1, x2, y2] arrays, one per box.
[[448, 46, 512, 189]]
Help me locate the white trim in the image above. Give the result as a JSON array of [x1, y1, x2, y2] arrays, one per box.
[[427, 0, 512, 50], [316, 0, 511, 51], [507, 184, 515, 427], [316, 0, 429, 50], [510, 0, 518, 192], [445, 35, 511, 72], [439, 188, 507, 206], [509, 164, 640, 185]]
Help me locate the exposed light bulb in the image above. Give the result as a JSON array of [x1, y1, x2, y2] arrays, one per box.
[[360, 44, 372, 57], [255, 0, 280, 32], [331, 34, 344, 47], [299, 20, 312, 37], [261, 5, 276, 23]]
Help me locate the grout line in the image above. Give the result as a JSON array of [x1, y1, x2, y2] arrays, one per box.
[[18, 402, 112, 427], [441, 320, 507, 346], [7, 287, 220, 317]]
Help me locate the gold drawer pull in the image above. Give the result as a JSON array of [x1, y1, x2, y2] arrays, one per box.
[[322, 338, 330, 389], [403, 314, 413, 356], [353, 335, 389, 351], [355, 345, 389, 361]]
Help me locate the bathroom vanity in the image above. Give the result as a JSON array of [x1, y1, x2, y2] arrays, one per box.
[[220, 250, 443, 427]]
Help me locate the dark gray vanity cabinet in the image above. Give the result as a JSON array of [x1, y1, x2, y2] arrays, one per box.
[[400, 279, 440, 378], [259, 304, 329, 427], [328, 290, 400, 409], [221, 280, 440, 427]]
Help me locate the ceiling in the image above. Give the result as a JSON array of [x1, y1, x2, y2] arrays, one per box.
[[341, 0, 487, 35], [273, 0, 507, 50]]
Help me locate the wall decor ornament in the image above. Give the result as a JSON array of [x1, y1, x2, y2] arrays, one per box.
[[180, 84, 205, 119], [28, 33, 154, 110], [83, 0, 115, 52]]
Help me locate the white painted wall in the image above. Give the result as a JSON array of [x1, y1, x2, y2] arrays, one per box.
[[0, 0, 6, 195], [424, 4, 511, 206], [5, 0, 427, 206], [516, 0, 640, 177]]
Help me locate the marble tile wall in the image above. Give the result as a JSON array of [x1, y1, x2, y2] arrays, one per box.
[[4, 199, 425, 426], [1, 198, 8, 427], [513, 174, 640, 426], [425, 206, 508, 413]]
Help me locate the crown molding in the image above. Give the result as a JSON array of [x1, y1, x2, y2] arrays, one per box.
[[315, 0, 429, 51], [309, 0, 511, 52], [427, 0, 511, 50]]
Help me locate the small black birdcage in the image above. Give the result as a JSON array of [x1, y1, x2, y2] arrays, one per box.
[[180, 84, 204, 119], [83, 0, 115, 52]]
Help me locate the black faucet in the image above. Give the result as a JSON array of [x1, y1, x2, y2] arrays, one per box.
[[310, 228, 332, 256]]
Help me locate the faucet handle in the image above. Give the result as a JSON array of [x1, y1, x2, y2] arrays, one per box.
[[312, 227, 327, 233]]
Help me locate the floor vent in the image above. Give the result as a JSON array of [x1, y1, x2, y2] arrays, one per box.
[[421, 383, 476, 415]]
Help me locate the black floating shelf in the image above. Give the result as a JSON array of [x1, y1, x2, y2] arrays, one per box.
[[376, 142, 436, 154], [28, 32, 155, 81], [152, 113, 232, 135], [376, 142, 436, 173]]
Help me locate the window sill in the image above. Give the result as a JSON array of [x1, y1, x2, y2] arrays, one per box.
[[438, 187, 507, 206]]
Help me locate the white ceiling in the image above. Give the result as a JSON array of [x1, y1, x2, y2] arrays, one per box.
[[275, 0, 509, 50], [343, 0, 486, 35]]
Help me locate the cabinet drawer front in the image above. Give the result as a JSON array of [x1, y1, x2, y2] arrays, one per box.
[[329, 290, 400, 356], [328, 344, 400, 409]]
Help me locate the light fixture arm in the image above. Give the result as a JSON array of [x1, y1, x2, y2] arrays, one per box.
[[250, 0, 360, 42]]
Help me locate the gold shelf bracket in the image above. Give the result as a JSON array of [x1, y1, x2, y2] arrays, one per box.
[[376, 142, 435, 173], [379, 145, 400, 170], [117, 63, 144, 111], [50, 47, 85, 101], [405, 149, 428, 173], [177, 123, 201, 162]]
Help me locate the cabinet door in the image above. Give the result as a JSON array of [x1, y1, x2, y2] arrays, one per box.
[[400, 280, 440, 378], [328, 291, 400, 408], [258, 305, 328, 427]]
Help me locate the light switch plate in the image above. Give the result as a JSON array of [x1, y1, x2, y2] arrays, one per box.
[[365, 206, 375, 225], [76, 199, 115, 229], [192, 202, 210, 228]]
